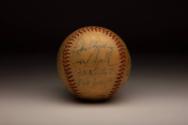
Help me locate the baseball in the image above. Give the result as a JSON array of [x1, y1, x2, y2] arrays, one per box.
[[57, 26, 131, 100]]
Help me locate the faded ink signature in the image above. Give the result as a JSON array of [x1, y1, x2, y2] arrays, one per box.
[[74, 41, 115, 66]]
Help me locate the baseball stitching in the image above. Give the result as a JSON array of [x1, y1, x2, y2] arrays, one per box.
[[62, 36, 81, 96], [62, 26, 128, 98]]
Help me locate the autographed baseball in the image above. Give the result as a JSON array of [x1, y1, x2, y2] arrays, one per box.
[[57, 26, 131, 100]]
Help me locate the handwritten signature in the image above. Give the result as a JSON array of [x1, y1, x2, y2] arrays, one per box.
[[74, 41, 116, 66]]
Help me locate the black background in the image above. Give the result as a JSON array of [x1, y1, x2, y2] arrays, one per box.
[[1, 0, 188, 55]]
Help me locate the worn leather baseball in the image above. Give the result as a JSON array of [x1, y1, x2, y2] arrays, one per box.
[[57, 26, 131, 100]]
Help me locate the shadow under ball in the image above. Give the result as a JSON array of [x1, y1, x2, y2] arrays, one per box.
[[57, 26, 131, 100]]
